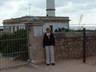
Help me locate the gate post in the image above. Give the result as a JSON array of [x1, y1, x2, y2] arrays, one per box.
[[83, 28, 86, 63], [26, 19, 45, 64]]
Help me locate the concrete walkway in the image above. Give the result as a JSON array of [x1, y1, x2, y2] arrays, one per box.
[[1, 60, 96, 72]]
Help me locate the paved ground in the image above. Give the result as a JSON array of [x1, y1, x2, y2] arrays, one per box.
[[0, 53, 26, 68], [1, 59, 96, 72]]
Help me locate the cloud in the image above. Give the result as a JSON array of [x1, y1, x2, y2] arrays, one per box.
[[0, 0, 96, 25], [56, 0, 96, 12], [30, 0, 46, 8], [0, 0, 9, 6], [56, 0, 96, 6]]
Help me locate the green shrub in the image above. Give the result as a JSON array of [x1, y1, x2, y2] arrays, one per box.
[[0, 29, 29, 61], [54, 28, 69, 32]]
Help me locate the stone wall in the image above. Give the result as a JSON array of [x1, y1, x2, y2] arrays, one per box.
[[28, 30, 96, 64], [55, 32, 96, 60]]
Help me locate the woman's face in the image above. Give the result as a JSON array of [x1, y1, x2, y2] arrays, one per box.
[[46, 28, 51, 33]]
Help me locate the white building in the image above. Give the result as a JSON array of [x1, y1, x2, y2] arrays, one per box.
[[3, 16, 70, 32], [3, 0, 70, 32], [46, 0, 55, 16]]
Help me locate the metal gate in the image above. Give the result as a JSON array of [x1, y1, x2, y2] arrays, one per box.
[[0, 26, 29, 69]]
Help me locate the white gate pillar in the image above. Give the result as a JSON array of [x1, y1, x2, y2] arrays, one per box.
[[26, 19, 45, 64]]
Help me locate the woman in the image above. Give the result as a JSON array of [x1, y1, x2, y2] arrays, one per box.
[[43, 27, 55, 66]]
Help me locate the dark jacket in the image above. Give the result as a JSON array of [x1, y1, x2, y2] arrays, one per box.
[[43, 33, 55, 47]]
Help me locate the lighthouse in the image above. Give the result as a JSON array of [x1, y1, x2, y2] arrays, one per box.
[[46, 0, 55, 17]]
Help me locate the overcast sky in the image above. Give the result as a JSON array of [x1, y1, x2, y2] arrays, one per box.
[[0, 0, 96, 26]]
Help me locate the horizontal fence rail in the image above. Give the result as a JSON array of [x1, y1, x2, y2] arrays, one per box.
[[70, 24, 96, 30]]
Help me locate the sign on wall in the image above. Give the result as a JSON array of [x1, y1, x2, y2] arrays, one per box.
[[33, 26, 43, 36]]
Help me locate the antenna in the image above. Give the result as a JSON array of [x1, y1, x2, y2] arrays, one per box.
[[28, 3, 32, 16], [77, 14, 83, 30], [78, 15, 86, 30], [79, 24, 85, 30]]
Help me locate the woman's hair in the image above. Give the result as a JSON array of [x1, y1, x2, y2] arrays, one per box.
[[46, 27, 51, 31]]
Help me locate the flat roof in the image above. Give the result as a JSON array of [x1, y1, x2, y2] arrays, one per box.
[[3, 16, 70, 24]]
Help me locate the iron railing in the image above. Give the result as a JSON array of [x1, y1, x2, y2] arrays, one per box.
[[0, 26, 29, 69]]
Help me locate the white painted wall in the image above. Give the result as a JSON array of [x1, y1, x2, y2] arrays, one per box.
[[47, 10, 55, 17], [3, 22, 69, 33], [46, 0, 55, 9], [3, 24, 25, 32], [43, 22, 69, 32], [46, 0, 55, 16]]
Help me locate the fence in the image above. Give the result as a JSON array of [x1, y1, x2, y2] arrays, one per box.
[[55, 31, 96, 65], [70, 24, 96, 30], [1, 25, 96, 69], [0, 26, 29, 69]]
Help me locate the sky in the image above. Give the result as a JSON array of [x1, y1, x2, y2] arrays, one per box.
[[0, 0, 96, 26]]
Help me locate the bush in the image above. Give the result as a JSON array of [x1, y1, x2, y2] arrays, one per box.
[[0, 29, 29, 61], [54, 28, 69, 32]]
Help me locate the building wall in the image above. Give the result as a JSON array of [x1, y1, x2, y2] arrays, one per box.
[[3, 21, 69, 33], [46, 10, 55, 17], [46, 0, 55, 9], [46, 0, 55, 16], [3, 24, 25, 32], [43, 22, 69, 32], [28, 31, 96, 64]]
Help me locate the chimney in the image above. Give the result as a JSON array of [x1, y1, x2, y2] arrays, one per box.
[[46, 0, 55, 17]]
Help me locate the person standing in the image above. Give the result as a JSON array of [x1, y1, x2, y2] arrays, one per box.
[[43, 27, 55, 66]]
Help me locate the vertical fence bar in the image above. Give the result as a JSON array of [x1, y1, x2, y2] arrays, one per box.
[[83, 28, 86, 63], [0, 25, 29, 69]]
